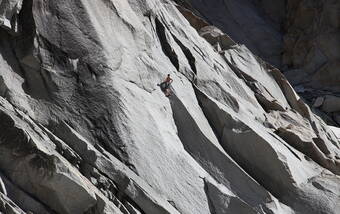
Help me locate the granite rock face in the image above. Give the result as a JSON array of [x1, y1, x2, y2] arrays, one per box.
[[177, 0, 340, 127], [0, 0, 339, 214], [174, 0, 285, 68]]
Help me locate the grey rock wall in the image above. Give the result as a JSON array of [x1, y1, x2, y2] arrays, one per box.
[[0, 0, 339, 214], [179, 0, 340, 127]]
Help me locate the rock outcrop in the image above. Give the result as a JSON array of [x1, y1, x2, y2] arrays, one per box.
[[176, 0, 340, 127], [174, 0, 285, 68], [0, 0, 22, 34], [0, 0, 339, 214]]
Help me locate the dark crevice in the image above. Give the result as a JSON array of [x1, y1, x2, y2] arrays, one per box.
[[172, 34, 197, 74], [37, 35, 72, 65], [38, 123, 82, 168], [148, 14, 157, 39], [12, 0, 53, 101], [225, 59, 285, 112], [155, 17, 179, 70], [311, 181, 333, 194], [0, 77, 9, 99], [86, 63, 98, 79], [167, 200, 180, 213], [124, 198, 146, 214], [269, 132, 302, 161], [203, 180, 217, 214]]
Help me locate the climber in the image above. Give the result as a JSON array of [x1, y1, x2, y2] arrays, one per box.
[[158, 74, 173, 97]]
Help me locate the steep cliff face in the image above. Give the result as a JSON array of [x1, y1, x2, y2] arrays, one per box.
[[178, 0, 340, 126], [0, 0, 339, 214], [174, 0, 286, 68]]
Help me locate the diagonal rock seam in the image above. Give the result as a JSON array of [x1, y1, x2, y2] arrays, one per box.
[[192, 86, 329, 214], [176, 1, 340, 177], [155, 17, 179, 71], [0, 98, 180, 214], [168, 92, 279, 212]]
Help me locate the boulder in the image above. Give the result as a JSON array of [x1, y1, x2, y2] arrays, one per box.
[[313, 96, 324, 108], [321, 95, 340, 113], [199, 26, 236, 50]]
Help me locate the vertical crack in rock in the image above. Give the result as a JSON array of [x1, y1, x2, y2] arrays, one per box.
[[12, 0, 52, 100], [172, 34, 197, 75], [203, 180, 217, 214], [155, 17, 179, 71], [0, 77, 9, 98], [203, 177, 258, 214]]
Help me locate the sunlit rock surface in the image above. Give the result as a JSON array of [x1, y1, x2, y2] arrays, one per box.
[[0, 0, 339, 213]]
